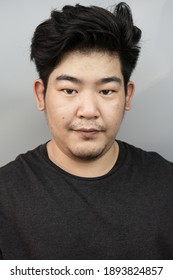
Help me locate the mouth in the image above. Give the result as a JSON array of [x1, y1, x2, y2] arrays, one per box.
[[73, 128, 101, 138], [75, 128, 99, 132]]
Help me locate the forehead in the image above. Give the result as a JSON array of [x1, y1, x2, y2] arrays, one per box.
[[51, 51, 123, 80]]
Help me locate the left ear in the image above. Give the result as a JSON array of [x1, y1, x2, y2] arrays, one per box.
[[125, 81, 135, 111]]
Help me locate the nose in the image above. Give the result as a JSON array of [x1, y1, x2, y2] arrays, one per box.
[[76, 92, 100, 119]]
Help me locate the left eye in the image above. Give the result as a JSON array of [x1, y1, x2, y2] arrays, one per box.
[[99, 90, 114, 95], [63, 89, 78, 95]]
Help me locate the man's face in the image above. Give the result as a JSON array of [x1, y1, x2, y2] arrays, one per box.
[[34, 51, 134, 161]]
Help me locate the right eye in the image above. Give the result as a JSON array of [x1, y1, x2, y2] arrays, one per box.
[[62, 89, 78, 95]]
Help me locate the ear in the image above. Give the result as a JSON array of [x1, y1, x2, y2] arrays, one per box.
[[125, 81, 135, 111], [33, 79, 45, 111]]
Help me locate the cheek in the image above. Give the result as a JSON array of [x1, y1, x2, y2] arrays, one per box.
[[46, 104, 72, 131], [104, 100, 125, 122], [46, 95, 76, 119]]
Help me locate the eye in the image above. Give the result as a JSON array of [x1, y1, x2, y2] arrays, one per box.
[[99, 89, 115, 95], [62, 89, 78, 95]]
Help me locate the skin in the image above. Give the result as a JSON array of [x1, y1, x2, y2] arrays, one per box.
[[34, 51, 134, 177]]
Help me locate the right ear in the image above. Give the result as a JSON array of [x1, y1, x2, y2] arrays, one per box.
[[33, 79, 45, 111]]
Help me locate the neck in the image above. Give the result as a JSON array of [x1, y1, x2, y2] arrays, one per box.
[[47, 140, 119, 178]]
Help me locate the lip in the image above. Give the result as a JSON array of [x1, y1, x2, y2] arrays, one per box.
[[74, 128, 100, 132], [73, 128, 100, 138]]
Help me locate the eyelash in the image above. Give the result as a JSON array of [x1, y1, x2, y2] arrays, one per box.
[[99, 90, 115, 95], [62, 89, 77, 95], [61, 89, 116, 95]]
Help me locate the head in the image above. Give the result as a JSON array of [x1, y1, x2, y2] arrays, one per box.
[[31, 2, 142, 164], [31, 2, 141, 94]]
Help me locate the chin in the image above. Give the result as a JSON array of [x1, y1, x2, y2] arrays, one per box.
[[69, 145, 106, 161], [72, 153, 101, 161]]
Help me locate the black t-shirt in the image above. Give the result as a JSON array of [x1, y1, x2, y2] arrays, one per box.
[[0, 141, 173, 260]]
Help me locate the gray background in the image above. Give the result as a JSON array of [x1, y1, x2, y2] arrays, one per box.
[[0, 0, 173, 167]]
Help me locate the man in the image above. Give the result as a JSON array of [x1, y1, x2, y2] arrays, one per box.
[[0, 2, 173, 260]]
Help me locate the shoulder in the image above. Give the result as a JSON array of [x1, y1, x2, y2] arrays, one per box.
[[117, 141, 173, 215], [118, 140, 173, 184], [121, 140, 173, 167], [0, 144, 45, 185]]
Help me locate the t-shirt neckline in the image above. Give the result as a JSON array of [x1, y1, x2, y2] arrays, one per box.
[[39, 139, 127, 181]]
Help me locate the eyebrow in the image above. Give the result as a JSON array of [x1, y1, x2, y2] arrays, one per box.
[[96, 76, 122, 85], [55, 74, 122, 85], [56, 75, 82, 84]]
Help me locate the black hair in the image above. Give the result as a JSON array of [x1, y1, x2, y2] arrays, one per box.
[[30, 2, 142, 93]]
